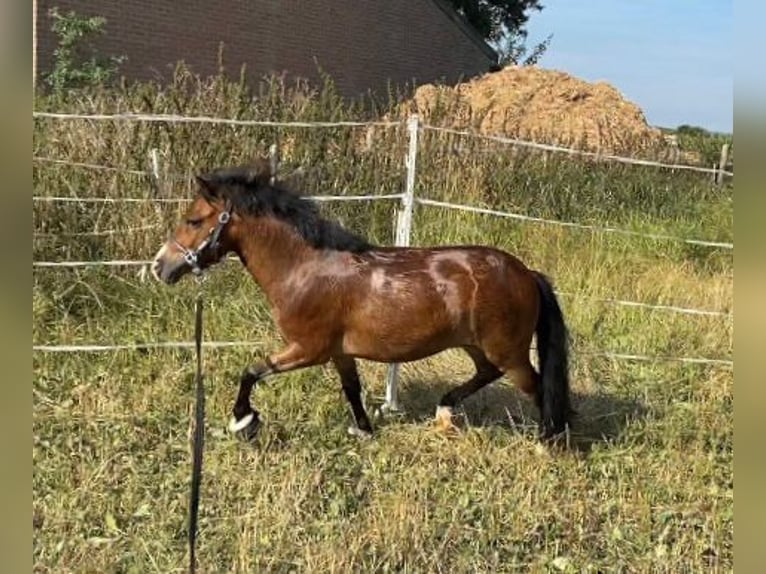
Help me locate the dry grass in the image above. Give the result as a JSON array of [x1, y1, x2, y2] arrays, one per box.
[[32, 346, 733, 572], [402, 66, 666, 156], [33, 71, 732, 572]]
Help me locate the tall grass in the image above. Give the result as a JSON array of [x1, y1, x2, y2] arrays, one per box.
[[33, 70, 733, 572]]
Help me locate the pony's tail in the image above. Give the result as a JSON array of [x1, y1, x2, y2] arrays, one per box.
[[532, 271, 572, 439]]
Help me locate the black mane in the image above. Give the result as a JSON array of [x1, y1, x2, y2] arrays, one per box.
[[203, 165, 374, 253]]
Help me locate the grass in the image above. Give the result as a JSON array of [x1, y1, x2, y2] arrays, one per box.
[[33, 71, 733, 572]]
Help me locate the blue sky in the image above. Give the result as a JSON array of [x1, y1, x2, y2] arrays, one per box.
[[524, 0, 732, 133]]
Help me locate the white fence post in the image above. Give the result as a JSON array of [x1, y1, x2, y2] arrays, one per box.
[[382, 114, 419, 413], [716, 143, 730, 186], [269, 142, 279, 184], [149, 148, 162, 195]]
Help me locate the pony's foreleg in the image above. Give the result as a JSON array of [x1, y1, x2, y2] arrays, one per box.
[[229, 343, 327, 440], [229, 362, 271, 438], [332, 355, 373, 439]]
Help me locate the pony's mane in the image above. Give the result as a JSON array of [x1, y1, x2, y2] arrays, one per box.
[[203, 164, 374, 253]]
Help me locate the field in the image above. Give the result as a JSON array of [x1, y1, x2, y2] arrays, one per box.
[[33, 74, 733, 572]]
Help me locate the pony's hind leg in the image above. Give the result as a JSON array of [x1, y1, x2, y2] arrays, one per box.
[[435, 347, 503, 432], [332, 355, 374, 439], [504, 361, 543, 414]]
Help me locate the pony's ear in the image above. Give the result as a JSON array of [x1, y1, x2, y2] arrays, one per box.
[[280, 166, 306, 190], [244, 157, 273, 186], [195, 174, 218, 202]]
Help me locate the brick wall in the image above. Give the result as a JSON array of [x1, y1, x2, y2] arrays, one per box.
[[35, 0, 495, 98]]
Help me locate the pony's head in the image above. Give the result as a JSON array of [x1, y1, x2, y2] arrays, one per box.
[[151, 159, 272, 284], [152, 158, 372, 284]]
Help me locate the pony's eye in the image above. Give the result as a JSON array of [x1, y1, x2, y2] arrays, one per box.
[[186, 218, 203, 228]]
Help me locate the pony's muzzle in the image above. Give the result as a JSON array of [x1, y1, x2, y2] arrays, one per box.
[[151, 243, 189, 285]]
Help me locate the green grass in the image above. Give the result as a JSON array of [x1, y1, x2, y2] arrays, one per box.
[[32, 346, 733, 572], [33, 71, 733, 572]]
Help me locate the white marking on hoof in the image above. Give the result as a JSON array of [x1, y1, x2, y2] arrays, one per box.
[[347, 426, 372, 440], [434, 406, 459, 433], [228, 412, 255, 433], [435, 406, 453, 424]]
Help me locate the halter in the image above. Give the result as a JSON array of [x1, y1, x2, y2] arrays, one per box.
[[173, 204, 231, 276]]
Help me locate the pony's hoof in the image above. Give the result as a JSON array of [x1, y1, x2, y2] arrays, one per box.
[[434, 406, 460, 434], [539, 425, 568, 448], [229, 411, 261, 442], [347, 426, 372, 440]]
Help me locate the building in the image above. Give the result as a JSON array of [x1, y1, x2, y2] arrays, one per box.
[[33, 0, 498, 98]]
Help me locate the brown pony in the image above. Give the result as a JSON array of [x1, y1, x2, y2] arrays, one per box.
[[152, 164, 572, 441]]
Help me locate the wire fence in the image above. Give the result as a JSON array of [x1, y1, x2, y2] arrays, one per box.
[[33, 156, 150, 176], [33, 111, 403, 129], [420, 125, 735, 178], [32, 193, 405, 204], [415, 198, 733, 249], [33, 152, 733, 249], [33, 112, 733, 368], [32, 188, 733, 249], [30, 257, 731, 318], [33, 196, 188, 204], [31, 341, 733, 367], [554, 291, 730, 318], [34, 224, 162, 237], [33, 111, 734, 177]]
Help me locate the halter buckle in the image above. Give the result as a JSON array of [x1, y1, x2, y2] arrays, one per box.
[[183, 250, 199, 267]]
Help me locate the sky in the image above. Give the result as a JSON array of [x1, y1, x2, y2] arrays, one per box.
[[523, 0, 732, 133]]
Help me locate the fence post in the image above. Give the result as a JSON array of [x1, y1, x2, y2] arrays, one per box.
[[138, 148, 163, 283], [716, 143, 730, 185], [149, 148, 162, 196], [269, 143, 279, 184], [382, 114, 419, 413], [33, 0, 38, 95]]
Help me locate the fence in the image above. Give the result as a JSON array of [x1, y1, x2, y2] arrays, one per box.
[[33, 112, 734, 412]]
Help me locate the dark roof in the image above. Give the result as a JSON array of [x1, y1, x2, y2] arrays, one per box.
[[429, 0, 499, 62]]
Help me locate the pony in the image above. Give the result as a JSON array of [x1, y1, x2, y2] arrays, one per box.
[[151, 162, 572, 441]]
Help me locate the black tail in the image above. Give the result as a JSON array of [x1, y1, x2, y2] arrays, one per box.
[[532, 272, 572, 439]]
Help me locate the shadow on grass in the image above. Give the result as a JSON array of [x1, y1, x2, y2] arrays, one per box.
[[386, 377, 647, 453]]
